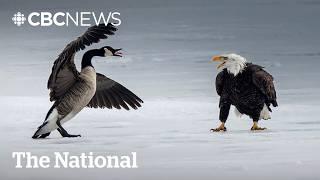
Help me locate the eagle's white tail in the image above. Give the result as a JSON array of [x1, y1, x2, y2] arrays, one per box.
[[260, 104, 271, 120]]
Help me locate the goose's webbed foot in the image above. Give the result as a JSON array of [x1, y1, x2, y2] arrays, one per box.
[[57, 128, 81, 138], [56, 120, 81, 138], [64, 134, 81, 138]]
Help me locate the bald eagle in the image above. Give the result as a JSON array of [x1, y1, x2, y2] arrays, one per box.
[[211, 54, 278, 131]]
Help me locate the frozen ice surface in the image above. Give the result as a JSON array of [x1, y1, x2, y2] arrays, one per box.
[[0, 0, 320, 179]]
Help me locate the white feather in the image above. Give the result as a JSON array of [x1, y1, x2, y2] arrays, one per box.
[[260, 104, 271, 120], [35, 109, 79, 136], [35, 108, 59, 135], [218, 53, 247, 76], [104, 48, 113, 56]]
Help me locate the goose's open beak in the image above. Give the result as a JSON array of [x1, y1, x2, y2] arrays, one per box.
[[212, 56, 226, 69], [113, 48, 122, 57]]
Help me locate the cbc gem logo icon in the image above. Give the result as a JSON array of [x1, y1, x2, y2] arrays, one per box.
[[12, 12, 26, 26]]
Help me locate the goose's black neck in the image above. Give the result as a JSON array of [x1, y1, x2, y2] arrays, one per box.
[[81, 49, 103, 69]]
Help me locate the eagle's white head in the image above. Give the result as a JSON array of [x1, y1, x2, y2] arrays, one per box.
[[212, 53, 247, 76]]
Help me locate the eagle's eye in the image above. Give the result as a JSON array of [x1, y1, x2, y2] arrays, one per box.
[[223, 56, 228, 60]]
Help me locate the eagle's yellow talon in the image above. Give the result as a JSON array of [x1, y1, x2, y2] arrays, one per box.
[[211, 123, 226, 132], [251, 122, 267, 131]]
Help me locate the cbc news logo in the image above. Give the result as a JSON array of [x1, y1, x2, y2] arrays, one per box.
[[12, 12, 26, 26], [12, 11, 121, 27]]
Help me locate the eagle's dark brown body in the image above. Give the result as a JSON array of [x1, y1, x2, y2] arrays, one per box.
[[216, 63, 278, 122]]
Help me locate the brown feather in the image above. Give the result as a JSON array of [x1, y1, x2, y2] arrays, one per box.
[[87, 73, 143, 110], [47, 23, 117, 102]]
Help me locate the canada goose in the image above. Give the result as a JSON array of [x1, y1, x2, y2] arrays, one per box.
[[32, 23, 143, 139]]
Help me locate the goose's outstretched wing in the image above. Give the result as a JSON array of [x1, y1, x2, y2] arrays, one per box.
[[87, 73, 143, 110], [47, 23, 117, 101]]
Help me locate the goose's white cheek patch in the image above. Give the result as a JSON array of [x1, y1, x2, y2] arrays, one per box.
[[104, 48, 113, 56]]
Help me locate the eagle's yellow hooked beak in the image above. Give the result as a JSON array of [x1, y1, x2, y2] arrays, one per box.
[[211, 55, 226, 69]]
